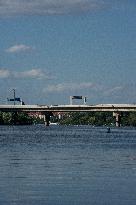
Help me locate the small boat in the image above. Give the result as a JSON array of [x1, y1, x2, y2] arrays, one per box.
[[50, 122, 59, 125]]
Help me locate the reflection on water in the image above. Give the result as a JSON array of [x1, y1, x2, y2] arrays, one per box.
[[0, 125, 136, 205]]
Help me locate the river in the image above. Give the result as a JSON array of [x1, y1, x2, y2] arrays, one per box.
[[0, 125, 136, 205]]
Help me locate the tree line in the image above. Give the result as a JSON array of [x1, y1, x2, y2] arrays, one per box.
[[55, 112, 136, 127], [0, 111, 136, 126], [0, 112, 34, 125]]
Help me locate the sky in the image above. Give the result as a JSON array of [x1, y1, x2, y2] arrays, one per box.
[[0, 0, 136, 105]]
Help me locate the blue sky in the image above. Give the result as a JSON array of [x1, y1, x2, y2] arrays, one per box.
[[0, 0, 136, 105]]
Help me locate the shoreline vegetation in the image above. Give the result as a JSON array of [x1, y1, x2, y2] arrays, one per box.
[[0, 111, 136, 126], [56, 112, 136, 127], [0, 112, 41, 125]]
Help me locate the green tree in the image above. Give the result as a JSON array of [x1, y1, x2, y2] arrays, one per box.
[[0, 112, 4, 124], [2, 112, 12, 124], [129, 113, 136, 126], [16, 112, 33, 125], [59, 112, 115, 126]]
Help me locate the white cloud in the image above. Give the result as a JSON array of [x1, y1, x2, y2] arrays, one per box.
[[0, 69, 10, 78], [43, 82, 96, 93], [100, 84, 136, 103], [103, 86, 124, 96], [6, 44, 33, 53], [0, 0, 107, 16], [14, 69, 52, 79], [0, 68, 52, 79]]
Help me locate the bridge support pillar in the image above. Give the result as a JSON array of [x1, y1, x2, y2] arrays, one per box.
[[43, 112, 53, 126], [44, 114, 50, 126], [113, 112, 121, 127]]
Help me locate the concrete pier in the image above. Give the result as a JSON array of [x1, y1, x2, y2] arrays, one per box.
[[44, 114, 50, 126], [113, 112, 121, 127], [43, 112, 53, 126]]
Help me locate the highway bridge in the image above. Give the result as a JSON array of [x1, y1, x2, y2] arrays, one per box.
[[0, 104, 136, 126], [0, 104, 136, 112]]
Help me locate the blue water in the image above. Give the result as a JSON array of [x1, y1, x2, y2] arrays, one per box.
[[0, 125, 136, 205]]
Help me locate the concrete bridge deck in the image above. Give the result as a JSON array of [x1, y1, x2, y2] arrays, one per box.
[[0, 104, 136, 112]]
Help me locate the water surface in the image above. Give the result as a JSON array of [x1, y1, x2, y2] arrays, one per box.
[[0, 125, 136, 205]]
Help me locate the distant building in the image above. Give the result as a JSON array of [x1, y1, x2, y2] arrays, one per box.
[[28, 112, 44, 119]]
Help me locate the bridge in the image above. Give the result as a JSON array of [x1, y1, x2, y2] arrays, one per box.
[[0, 104, 136, 126]]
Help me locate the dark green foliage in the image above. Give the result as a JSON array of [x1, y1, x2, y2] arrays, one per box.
[[0, 111, 136, 126], [59, 112, 114, 126], [122, 112, 136, 126], [2, 112, 12, 125], [59, 112, 136, 127], [33, 117, 44, 124], [0, 112, 4, 124], [15, 112, 33, 125], [0, 112, 33, 125]]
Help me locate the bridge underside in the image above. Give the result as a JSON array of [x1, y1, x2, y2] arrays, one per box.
[[0, 104, 136, 126]]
